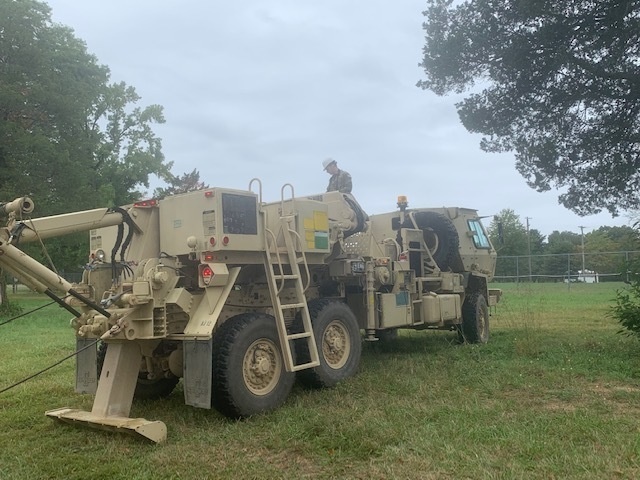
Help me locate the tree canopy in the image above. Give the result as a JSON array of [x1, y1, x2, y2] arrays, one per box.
[[0, 0, 173, 273], [0, 0, 171, 217], [488, 208, 529, 256], [419, 0, 640, 216], [153, 168, 208, 199]]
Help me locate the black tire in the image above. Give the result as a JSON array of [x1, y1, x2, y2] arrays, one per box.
[[96, 342, 179, 400], [375, 328, 398, 342], [211, 313, 295, 418], [296, 299, 362, 388], [411, 211, 459, 271], [343, 194, 368, 237], [459, 292, 489, 344]]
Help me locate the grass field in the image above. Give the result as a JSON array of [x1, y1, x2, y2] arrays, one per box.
[[1, 283, 640, 479]]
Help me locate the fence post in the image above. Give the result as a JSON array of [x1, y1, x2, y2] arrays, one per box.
[[626, 251, 630, 283]]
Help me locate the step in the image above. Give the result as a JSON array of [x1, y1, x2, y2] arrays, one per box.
[[280, 302, 306, 309], [274, 274, 299, 280], [286, 331, 312, 340], [291, 360, 321, 372]]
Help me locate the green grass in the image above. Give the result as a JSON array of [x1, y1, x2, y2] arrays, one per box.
[[2, 283, 640, 479]]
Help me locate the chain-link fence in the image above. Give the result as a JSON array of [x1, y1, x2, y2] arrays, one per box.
[[494, 251, 640, 282]]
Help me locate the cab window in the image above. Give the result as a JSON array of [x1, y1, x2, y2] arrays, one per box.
[[468, 219, 490, 249]]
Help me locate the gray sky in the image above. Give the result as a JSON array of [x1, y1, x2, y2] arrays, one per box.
[[46, 0, 631, 237]]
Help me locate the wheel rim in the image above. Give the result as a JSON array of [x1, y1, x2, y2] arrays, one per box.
[[242, 338, 282, 395], [322, 320, 351, 370]]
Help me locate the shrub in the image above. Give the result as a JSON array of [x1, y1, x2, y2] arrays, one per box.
[[612, 259, 640, 337]]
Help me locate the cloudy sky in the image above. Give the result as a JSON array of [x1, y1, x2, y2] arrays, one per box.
[[46, 0, 630, 237]]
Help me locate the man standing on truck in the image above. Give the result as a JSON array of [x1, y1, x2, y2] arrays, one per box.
[[323, 158, 352, 193]]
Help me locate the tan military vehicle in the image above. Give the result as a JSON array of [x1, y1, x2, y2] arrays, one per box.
[[0, 183, 499, 442]]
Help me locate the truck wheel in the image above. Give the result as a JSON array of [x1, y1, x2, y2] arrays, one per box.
[[459, 292, 489, 344], [96, 342, 179, 400], [211, 313, 295, 418], [412, 211, 459, 271], [296, 300, 362, 388]]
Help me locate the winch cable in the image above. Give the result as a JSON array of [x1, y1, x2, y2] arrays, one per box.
[[0, 294, 97, 394], [22, 216, 60, 275], [0, 298, 65, 327], [0, 204, 124, 394], [0, 338, 100, 395]]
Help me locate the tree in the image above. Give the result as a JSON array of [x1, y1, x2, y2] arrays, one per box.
[[488, 209, 528, 255], [544, 230, 581, 279], [90, 81, 171, 207], [0, 0, 171, 215], [153, 169, 208, 199], [584, 226, 640, 279], [612, 255, 640, 339], [0, 0, 173, 298], [487, 208, 530, 278], [419, 0, 640, 216]]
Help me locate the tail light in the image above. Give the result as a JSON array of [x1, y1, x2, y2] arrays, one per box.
[[133, 199, 158, 208], [197, 262, 230, 288], [200, 265, 214, 286]]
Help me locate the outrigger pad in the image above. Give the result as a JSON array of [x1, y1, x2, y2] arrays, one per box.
[[45, 407, 167, 443]]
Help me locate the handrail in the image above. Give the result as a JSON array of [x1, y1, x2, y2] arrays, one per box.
[[264, 227, 287, 294], [280, 183, 295, 216], [286, 225, 311, 292], [248, 178, 263, 204]]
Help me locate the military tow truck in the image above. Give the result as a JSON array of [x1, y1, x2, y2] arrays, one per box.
[[0, 182, 499, 442]]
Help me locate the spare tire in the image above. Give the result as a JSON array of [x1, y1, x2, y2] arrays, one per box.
[[410, 211, 459, 271], [342, 194, 368, 237]]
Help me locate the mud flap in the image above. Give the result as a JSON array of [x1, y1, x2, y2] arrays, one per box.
[[75, 338, 98, 394], [183, 338, 213, 409]]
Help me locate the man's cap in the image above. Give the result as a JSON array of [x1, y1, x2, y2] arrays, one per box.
[[322, 158, 337, 170]]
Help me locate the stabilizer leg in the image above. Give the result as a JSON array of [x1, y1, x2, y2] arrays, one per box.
[[46, 341, 167, 443]]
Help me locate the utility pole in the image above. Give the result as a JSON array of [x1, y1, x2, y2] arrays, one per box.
[[578, 225, 586, 281], [526, 216, 532, 282]]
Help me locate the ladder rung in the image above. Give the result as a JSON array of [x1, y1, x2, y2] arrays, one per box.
[[280, 302, 306, 309], [275, 274, 299, 280], [291, 360, 321, 372], [287, 332, 312, 340]]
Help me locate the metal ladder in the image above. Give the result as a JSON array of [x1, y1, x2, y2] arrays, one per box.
[[263, 213, 320, 372]]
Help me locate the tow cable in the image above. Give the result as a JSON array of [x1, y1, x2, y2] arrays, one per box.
[[0, 339, 99, 395], [0, 300, 58, 327], [0, 298, 99, 395]]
